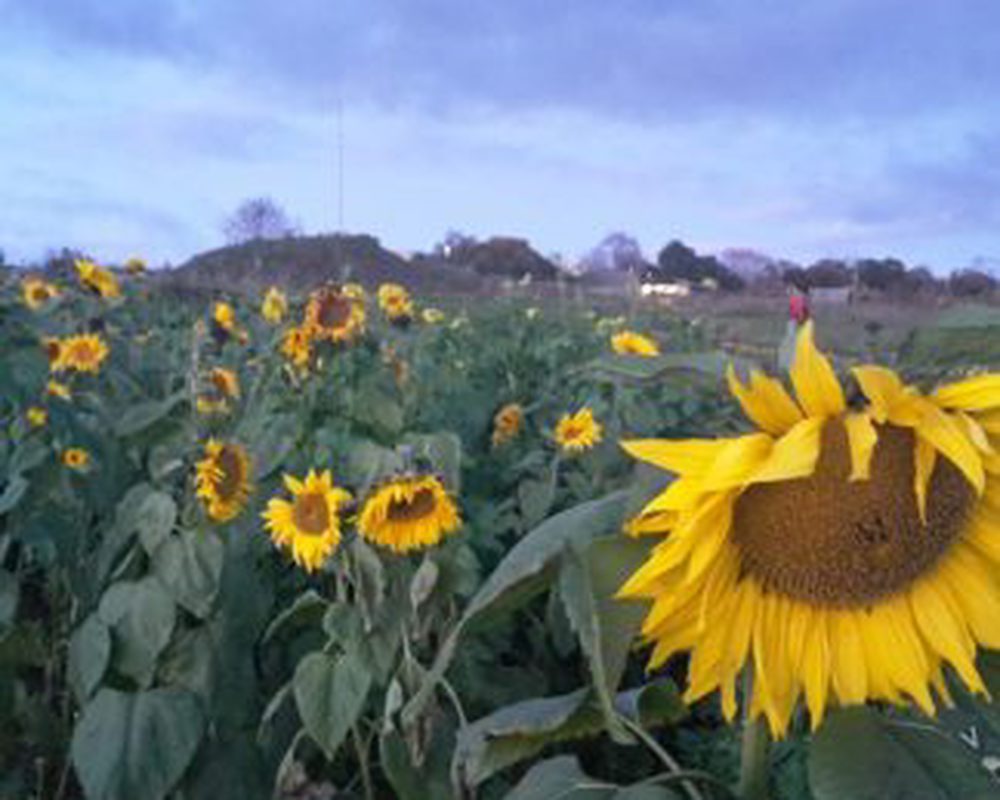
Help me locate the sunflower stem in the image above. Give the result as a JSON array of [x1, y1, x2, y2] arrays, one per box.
[[737, 672, 771, 800]]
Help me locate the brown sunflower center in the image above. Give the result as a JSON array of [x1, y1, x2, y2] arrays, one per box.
[[215, 447, 244, 501], [731, 420, 975, 607], [73, 343, 96, 361], [317, 293, 353, 328], [293, 492, 330, 535], [387, 487, 437, 522]]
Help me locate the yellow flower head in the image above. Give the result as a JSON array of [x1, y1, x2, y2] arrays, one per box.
[[195, 440, 253, 522], [304, 285, 365, 342], [261, 286, 288, 324], [41, 337, 63, 369], [358, 474, 461, 554], [208, 367, 240, 399], [47, 380, 71, 400], [281, 325, 313, 369], [491, 403, 524, 448], [213, 301, 237, 333], [377, 283, 414, 324], [196, 396, 229, 416], [124, 256, 147, 275], [611, 330, 660, 357], [51, 334, 109, 374], [343, 282, 365, 301], [27, 407, 47, 427], [421, 308, 445, 324], [554, 408, 603, 453], [262, 470, 352, 573], [620, 321, 1000, 737], [62, 448, 90, 470], [22, 277, 60, 310], [75, 259, 121, 299]]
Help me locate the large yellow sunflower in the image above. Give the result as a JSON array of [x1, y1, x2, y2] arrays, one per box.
[[22, 277, 60, 310], [262, 470, 352, 572], [611, 330, 660, 357], [620, 321, 1000, 737], [75, 259, 121, 299], [52, 334, 109, 374], [555, 407, 603, 453], [304, 285, 365, 342], [358, 475, 461, 554], [195, 440, 253, 522]]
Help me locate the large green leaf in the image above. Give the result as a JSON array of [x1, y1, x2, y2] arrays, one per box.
[[292, 649, 373, 760], [151, 528, 224, 619], [558, 535, 652, 742], [0, 474, 29, 516], [68, 615, 112, 703], [113, 391, 186, 437], [98, 577, 176, 687], [809, 707, 998, 800], [504, 756, 680, 800], [71, 687, 205, 800]]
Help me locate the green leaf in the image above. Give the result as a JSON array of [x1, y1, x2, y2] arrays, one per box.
[[247, 412, 298, 480], [0, 474, 29, 515], [402, 431, 463, 492], [0, 568, 18, 626], [809, 707, 998, 800], [558, 535, 652, 742], [98, 578, 176, 687], [68, 615, 112, 703], [135, 490, 178, 556], [586, 351, 742, 382], [503, 756, 681, 800], [261, 590, 329, 647], [113, 392, 186, 437], [151, 528, 224, 619], [518, 464, 556, 530], [71, 687, 205, 800], [292, 649, 372, 760]]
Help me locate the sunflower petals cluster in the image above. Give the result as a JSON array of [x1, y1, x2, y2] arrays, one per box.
[[377, 283, 414, 325], [195, 440, 253, 522], [620, 321, 1000, 736], [358, 474, 461, 554], [75, 259, 121, 299], [21, 277, 60, 310], [491, 403, 524, 448], [48, 333, 109, 374], [611, 330, 660, 357]]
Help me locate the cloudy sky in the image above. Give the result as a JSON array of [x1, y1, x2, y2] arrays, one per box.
[[2, 1, 999, 270]]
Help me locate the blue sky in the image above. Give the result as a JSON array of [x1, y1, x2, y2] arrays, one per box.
[[2, 0, 999, 271]]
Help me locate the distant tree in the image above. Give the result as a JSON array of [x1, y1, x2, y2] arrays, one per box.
[[856, 258, 907, 292], [805, 259, 853, 288], [581, 232, 647, 273], [652, 240, 743, 291], [0, 248, 5, 267], [782, 265, 809, 290], [898, 267, 939, 297], [436, 230, 477, 263], [950, 268, 997, 297], [223, 197, 295, 245]]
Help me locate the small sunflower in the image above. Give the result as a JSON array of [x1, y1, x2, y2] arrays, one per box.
[[74, 259, 121, 299], [124, 256, 147, 275], [611, 330, 660, 357], [212, 301, 237, 334], [421, 308, 445, 324], [491, 403, 524, 448], [62, 448, 90, 470], [377, 283, 414, 324], [304, 285, 365, 342], [261, 286, 288, 324], [358, 475, 461, 554], [47, 380, 71, 400], [281, 325, 313, 369], [208, 367, 240, 399], [554, 408, 603, 453], [262, 470, 352, 573], [195, 440, 253, 522], [52, 334, 109, 374], [620, 321, 1000, 737], [22, 277, 60, 310], [27, 407, 47, 427]]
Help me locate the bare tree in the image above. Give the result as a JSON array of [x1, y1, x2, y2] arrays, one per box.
[[223, 197, 295, 244], [581, 232, 647, 273]]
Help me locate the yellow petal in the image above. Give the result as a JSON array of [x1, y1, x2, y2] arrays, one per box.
[[830, 612, 867, 705], [844, 412, 878, 481], [914, 399, 985, 494], [620, 438, 729, 477], [913, 438, 936, 524], [726, 364, 803, 435], [979, 409, 1000, 435], [909, 579, 984, 694], [851, 365, 909, 424], [933, 374, 1000, 411], [698, 434, 774, 491], [790, 321, 845, 418], [641, 477, 704, 514], [749, 416, 824, 484], [801, 615, 830, 730], [957, 411, 995, 454]]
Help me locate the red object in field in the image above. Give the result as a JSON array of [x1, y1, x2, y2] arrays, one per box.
[[789, 293, 809, 324]]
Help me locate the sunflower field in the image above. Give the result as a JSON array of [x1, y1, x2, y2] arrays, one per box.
[[2, 262, 1000, 800]]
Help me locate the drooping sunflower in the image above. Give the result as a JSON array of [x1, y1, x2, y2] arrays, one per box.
[[52, 334, 109, 374], [208, 367, 240, 400], [377, 283, 414, 325], [554, 407, 603, 453], [281, 325, 313, 369], [262, 470, 352, 572], [212, 301, 238, 337], [611, 330, 660, 357], [304, 285, 365, 342], [195, 440, 253, 522], [358, 475, 461, 554], [62, 448, 90, 470], [74, 259, 121, 299], [22, 277, 60, 310], [47, 380, 71, 400], [261, 286, 288, 324], [620, 321, 1000, 737], [492, 403, 524, 448]]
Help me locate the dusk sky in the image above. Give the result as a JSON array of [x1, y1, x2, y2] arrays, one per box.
[[2, 1, 1000, 271]]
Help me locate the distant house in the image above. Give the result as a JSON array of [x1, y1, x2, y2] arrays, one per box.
[[640, 281, 691, 299], [810, 286, 853, 305]]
